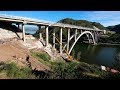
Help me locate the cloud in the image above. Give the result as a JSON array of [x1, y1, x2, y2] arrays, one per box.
[[86, 11, 120, 26], [100, 21, 120, 27]]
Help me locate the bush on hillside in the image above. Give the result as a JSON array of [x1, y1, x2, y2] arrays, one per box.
[[0, 62, 37, 79], [36, 53, 51, 61]]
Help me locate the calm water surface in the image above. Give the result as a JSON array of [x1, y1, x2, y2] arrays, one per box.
[[73, 43, 120, 67]]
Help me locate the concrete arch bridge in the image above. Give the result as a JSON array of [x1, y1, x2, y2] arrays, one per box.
[[0, 14, 105, 55]]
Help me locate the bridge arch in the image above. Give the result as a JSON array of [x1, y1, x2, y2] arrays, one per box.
[[68, 31, 96, 54]]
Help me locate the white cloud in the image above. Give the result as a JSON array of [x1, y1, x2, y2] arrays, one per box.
[[85, 11, 120, 26], [101, 21, 120, 27]]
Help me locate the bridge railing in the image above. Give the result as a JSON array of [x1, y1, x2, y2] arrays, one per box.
[[0, 14, 24, 20], [0, 14, 54, 24], [52, 23, 102, 31]]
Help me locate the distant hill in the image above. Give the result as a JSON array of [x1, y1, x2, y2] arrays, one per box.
[[58, 18, 107, 30], [106, 24, 120, 32]]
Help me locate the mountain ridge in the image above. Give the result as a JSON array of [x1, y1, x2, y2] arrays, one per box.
[[106, 24, 120, 32], [58, 18, 107, 30]]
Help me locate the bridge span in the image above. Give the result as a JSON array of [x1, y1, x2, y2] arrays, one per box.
[[0, 14, 105, 54]]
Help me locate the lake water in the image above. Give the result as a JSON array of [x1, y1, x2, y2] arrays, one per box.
[[72, 42, 120, 67], [26, 29, 37, 34]]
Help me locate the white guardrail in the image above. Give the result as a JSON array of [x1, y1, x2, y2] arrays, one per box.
[[0, 14, 54, 23]]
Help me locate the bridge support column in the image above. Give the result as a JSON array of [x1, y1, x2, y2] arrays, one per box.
[[81, 30, 82, 34], [93, 31, 97, 44], [53, 28, 55, 50], [86, 33, 90, 43], [22, 24, 26, 42], [40, 33, 42, 40], [38, 26, 42, 39], [45, 26, 49, 46], [18, 24, 20, 29], [67, 28, 70, 52], [75, 28, 77, 41], [60, 27, 63, 54]]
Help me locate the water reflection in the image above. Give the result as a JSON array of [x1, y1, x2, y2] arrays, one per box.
[[72, 43, 120, 67]]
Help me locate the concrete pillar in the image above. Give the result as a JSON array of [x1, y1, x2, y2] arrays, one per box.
[[94, 31, 98, 43], [53, 28, 55, 49], [22, 23, 26, 42], [75, 28, 77, 41], [60, 27, 62, 54], [67, 28, 70, 52], [40, 33, 42, 39], [97, 31, 99, 36], [18, 24, 20, 29], [86, 33, 90, 43], [38, 26, 42, 39], [81, 29, 82, 34], [45, 26, 49, 46]]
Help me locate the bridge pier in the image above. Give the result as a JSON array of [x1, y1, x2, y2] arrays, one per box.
[[60, 27, 63, 54], [94, 31, 98, 43], [81, 29, 82, 34], [17, 23, 20, 29], [53, 28, 55, 50], [67, 28, 70, 52], [75, 29, 77, 41], [22, 23, 26, 42], [38, 26, 42, 39], [45, 26, 49, 46], [86, 33, 91, 43]]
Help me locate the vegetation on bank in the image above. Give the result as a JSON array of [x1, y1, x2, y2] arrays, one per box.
[[30, 51, 120, 79], [98, 24, 120, 44], [98, 33, 120, 44], [0, 50, 120, 79]]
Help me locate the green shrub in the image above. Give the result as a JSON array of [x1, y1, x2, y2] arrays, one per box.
[[30, 51, 52, 67], [31, 51, 51, 61], [0, 62, 6, 71], [6, 62, 19, 78], [37, 53, 51, 61], [76, 52, 81, 61], [13, 67, 35, 79], [113, 53, 120, 71], [0, 62, 37, 79], [50, 62, 79, 79]]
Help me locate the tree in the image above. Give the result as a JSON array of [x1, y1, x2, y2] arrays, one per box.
[[71, 49, 75, 59], [113, 52, 120, 71], [77, 52, 81, 61]]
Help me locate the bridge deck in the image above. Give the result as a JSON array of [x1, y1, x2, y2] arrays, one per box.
[[0, 14, 103, 31]]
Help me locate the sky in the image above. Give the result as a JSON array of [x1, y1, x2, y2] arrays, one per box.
[[0, 11, 120, 27]]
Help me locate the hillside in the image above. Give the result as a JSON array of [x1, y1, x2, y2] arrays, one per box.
[[58, 18, 107, 30], [106, 24, 120, 32]]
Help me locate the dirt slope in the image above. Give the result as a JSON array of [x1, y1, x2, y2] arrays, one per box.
[[0, 40, 50, 71]]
